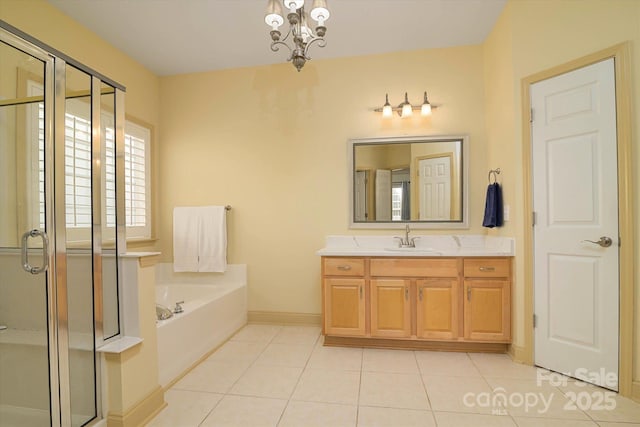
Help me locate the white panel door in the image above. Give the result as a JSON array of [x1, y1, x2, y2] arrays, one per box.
[[418, 157, 451, 220], [375, 169, 392, 221], [532, 58, 619, 390]]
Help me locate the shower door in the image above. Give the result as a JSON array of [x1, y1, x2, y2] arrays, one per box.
[[0, 33, 59, 427], [0, 24, 124, 427]]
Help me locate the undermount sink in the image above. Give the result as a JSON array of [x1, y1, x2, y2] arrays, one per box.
[[384, 247, 440, 254]]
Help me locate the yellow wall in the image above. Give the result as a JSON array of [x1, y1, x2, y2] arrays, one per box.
[[159, 46, 488, 314], [483, 0, 640, 376]]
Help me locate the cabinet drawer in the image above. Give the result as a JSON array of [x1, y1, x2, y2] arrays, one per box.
[[463, 258, 510, 278], [370, 258, 458, 277], [323, 257, 365, 276]]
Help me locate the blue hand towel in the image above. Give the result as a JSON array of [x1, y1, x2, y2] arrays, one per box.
[[482, 182, 504, 228]]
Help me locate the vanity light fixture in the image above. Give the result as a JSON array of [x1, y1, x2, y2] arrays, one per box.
[[375, 92, 437, 118], [265, 0, 331, 72]]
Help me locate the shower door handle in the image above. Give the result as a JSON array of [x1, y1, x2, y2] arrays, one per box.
[[21, 229, 49, 274]]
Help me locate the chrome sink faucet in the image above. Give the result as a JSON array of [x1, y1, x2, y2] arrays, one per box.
[[395, 224, 418, 248]]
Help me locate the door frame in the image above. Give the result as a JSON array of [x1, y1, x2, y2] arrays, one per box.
[[521, 43, 634, 396]]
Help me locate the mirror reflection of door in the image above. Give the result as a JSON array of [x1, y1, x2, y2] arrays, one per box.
[[354, 170, 368, 221], [375, 169, 392, 221], [416, 155, 452, 220]]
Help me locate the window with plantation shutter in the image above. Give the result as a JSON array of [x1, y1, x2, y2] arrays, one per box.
[[31, 83, 151, 241], [110, 121, 151, 239]]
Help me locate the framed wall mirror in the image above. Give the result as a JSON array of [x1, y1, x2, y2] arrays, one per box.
[[348, 135, 469, 229]]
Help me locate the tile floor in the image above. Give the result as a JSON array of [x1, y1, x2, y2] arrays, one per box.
[[147, 324, 640, 427]]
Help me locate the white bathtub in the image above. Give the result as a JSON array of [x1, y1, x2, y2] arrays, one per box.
[[155, 263, 248, 387]]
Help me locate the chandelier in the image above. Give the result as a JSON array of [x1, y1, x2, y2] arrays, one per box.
[[264, 0, 331, 72]]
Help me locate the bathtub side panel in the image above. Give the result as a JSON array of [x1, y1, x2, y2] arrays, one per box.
[[156, 284, 247, 387]]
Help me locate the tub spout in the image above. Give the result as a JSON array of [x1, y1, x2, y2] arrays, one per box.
[[156, 304, 173, 320], [174, 301, 184, 314]]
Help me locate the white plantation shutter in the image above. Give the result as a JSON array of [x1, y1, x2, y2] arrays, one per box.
[[105, 121, 150, 238], [65, 113, 93, 228], [37, 102, 45, 227], [121, 122, 150, 237], [105, 126, 116, 227]]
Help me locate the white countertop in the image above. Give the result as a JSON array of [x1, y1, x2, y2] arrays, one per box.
[[316, 235, 515, 257]]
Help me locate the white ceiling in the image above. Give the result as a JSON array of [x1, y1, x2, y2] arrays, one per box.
[[47, 0, 507, 76]]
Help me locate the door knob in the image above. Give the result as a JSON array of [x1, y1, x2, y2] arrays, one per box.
[[582, 236, 613, 248]]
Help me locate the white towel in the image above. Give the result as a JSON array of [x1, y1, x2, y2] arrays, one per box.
[[198, 206, 227, 273], [173, 206, 227, 273], [173, 207, 200, 272]]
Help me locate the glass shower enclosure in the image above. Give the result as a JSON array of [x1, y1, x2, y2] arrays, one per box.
[[0, 22, 125, 426]]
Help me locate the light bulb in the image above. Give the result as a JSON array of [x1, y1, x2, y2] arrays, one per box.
[[300, 12, 312, 42], [401, 92, 412, 118], [401, 103, 413, 118], [421, 91, 432, 116], [284, 0, 304, 13], [382, 94, 393, 118], [265, 0, 284, 29], [311, 0, 330, 24]]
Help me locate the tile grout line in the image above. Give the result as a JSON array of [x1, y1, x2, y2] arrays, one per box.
[[202, 324, 284, 426], [274, 330, 322, 426], [355, 343, 365, 427], [413, 350, 437, 426]]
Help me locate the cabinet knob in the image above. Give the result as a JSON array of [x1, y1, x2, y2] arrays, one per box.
[[467, 286, 471, 301], [419, 287, 423, 301], [359, 285, 363, 299], [337, 265, 352, 271], [405, 286, 409, 300], [479, 266, 496, 272]]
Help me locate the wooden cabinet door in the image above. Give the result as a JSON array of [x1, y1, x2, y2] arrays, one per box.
[[463, 279, 511, 341], [416, 278, 459, 340], [324, 278, 365, 336], [370, 279, 411, 338]]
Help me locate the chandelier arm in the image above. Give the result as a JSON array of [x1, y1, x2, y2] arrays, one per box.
[[302, 36, 327, 58], [270, 40, 294, 55], [279, 27, 294, 43]]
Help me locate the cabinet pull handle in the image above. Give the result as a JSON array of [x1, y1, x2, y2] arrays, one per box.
[[405, 286, 409, 300], [467, 286, 471, 301], [337, 265, 352, 271], [419, 287, 423, 301], [479, 266, 496, 272], [359, 285, 363, 299]]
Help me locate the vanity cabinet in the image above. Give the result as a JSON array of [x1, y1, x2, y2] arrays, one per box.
[[416, 278, 460, 340], [370, 279, 411, 338], [322, 258, 366, 336], [463, 258, 511, 341], [321, 255, 512, 351]]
